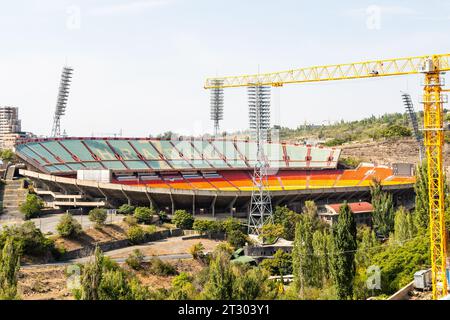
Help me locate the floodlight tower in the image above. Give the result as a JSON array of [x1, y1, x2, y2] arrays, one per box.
[[247, 84, 273, 237], [210, 79, 224, 136], [401, 92, 425, 161], [51, 66, 73, 137]]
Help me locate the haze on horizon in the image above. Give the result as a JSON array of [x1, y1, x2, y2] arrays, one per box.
[[0, 0, 449, 138]]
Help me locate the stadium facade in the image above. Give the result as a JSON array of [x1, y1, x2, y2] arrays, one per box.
[[15, 137, 415, 217]]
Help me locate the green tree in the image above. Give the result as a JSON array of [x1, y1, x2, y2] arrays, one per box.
[[370, 179, 395, 237], [355, 226, 378, 268], [260, 249, 292, 276], [233, 267, 276, 300], [312, 229, 332, 287], [413, 162, 450, 232], [413, 162, 429, 231], [393, 207, 415, 243], [98, 269, 132, 300], [292, 214, 317, 295], [88, 208, 107, 227], [259, 223, 284, 244], [222, 217, 243, 233], [203, 251, 235, 300], [172, 210, 194, 229], [0, 149, 15, 162], [0, 238, 21, 300], [330, 202, 357, 300], [226, 229, 247, 249], [56, 213, 82, 238], [80, 246, 104, 300], [133, 207, 155, 225], [19, 194, 44, 220], [273, 206, 302, 240], [170, 272, 196, 300]]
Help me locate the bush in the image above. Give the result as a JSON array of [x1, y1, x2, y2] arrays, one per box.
[[158, 211, 169, 222], [56, 213, 82, 238], [125, 249, 145, 270], [88, 208, 107, 227], [0, 221, 55, 256], [123, 215, 138, 226], [222, 218, 243, 233], [172, 210, 194, 229], [193, 219, 222, 235], [189, 242, 205, 260], [378, 124, 412, 139], [133, 207, 155, 225], [146, 225, 157, 234], [117, 204, 135, 215], [19, 194, 44, 220], [227, 230, 248, 248], [127, 225, 146, 244], [148, 258, 178, 276]]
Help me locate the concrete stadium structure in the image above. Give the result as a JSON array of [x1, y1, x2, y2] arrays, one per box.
[[15, 137, 416, 216]]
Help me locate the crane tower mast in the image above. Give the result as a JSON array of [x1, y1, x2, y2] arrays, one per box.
[[205, 54, 450, 299]]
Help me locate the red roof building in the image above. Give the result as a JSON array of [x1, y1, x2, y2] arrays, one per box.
[[320, 202, 373, 226]]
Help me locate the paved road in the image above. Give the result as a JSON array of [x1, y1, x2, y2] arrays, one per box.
[[0, 213, 124, 234], [21, 252, 193, 269]]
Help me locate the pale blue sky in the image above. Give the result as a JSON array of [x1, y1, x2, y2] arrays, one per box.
[[0, 0, 449, 137]]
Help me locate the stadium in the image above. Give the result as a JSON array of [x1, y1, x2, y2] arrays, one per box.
[[15, 136, 416, 217]]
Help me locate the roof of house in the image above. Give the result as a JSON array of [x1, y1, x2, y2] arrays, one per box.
[[324, 202, 373, 215]]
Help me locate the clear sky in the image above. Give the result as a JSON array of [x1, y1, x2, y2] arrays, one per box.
[[0, 0, 449, 137]]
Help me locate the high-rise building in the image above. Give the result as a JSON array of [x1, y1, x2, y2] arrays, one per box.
[[0, 106, 30, 150], [0, 106, 21, 134]]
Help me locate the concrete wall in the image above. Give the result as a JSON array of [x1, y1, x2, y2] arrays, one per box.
[[388, 281, 415, 300], [60, 228, 183, 260]]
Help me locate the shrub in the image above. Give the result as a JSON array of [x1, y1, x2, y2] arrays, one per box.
[[172, 210, 194, 229], [189, 242, 205, 260], [192, 219, 220, 235], [127, 225, 146, 244], [125, 249, 145, 270], [88, 208, 107, 227], [227, 230, 248, 248], [56, 213, 82, 238], [123, 215, 138, 226], [133, 207, 155, 225], [0, 221, 55, 256], [148, 258, 178, 276], [117, 204, 135, 215], [378, 124, 412, 139], [19, 194, 44, 220], [158, 211, 169, 222], [222, 218, 242, 233], [146, 225, 157, 234]]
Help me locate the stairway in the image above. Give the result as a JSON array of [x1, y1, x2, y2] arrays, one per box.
[[0, 179, 27, 222]]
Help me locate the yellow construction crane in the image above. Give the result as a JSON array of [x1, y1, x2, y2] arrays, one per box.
[[205, 54, 450, 299]]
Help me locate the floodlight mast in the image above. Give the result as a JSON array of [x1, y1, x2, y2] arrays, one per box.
[[51, 66, 73, 137]]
